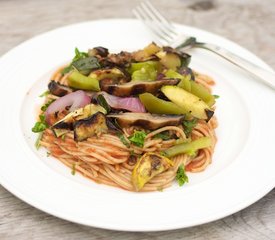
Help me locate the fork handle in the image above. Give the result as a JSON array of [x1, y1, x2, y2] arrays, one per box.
[[194, 42, 275, 89]]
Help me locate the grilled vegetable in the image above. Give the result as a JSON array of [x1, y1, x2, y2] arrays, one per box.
[[73, 112, 108, 141], [165, 69, 215, 106], [52, 104, 106, 137], [156, 48, 191, 70], [163, 137, 212, 158], [48, 80, 73, 97], [189, 81, 215, 107], [89, 68, 125, 81], [132, 42, 161, 61], [45, 90, 91, 124], [139, 93, 187, 114], [129, 61, 161, 81], [107, 112, 185, 130], [161, 85, 214, 121], [132, 153, 173, 191], [165, 69, 192, 92], [100, 92, 146, 113], [88, 46, 109, 57], [68, 70, 100, 91], [101, 79, 179, 97]]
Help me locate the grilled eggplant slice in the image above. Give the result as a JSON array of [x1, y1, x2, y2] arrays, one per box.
[[156, 47, 191, 70], [73, 112, 108, 141], [52, 104, 106, 137], [132, 42, 161, 62], [161, 85, 214, 121], [48, 80, 73, 97], [107, 112, 185, 130], [100, 79, 179, 97], [89, 68, 125, 81], [132, 153, 173, 191], [88, 46, 109, 58]]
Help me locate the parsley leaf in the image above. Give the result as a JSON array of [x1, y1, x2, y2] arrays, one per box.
[[73, 47, 88, 62], [117, 133, 130, 148], [128, 130, 147, 147], [71, 163, 76, 175], [39, 90, 50, 97], [153, 131, 170, 140], [213, 94, 220, 99], [32, 121, 47, 133], [176, 165, 189, 187], [183, 118, 198, 137], [32, 100, 54, 133], [41, 99, 54, 112]]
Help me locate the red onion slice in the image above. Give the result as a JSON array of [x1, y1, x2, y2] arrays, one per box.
[[101, 92, 146, 113], [45, 90, 91, 123]]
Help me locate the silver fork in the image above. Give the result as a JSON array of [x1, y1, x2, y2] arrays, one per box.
[[133, 0, 275, 89]]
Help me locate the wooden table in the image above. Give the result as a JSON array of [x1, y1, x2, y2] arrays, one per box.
[[0, 0, 274, 239]]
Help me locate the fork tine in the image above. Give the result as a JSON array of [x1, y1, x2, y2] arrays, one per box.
[[142, 0, 179, 37], [139, 2, 176, 43], [133, 7, 170, 46]]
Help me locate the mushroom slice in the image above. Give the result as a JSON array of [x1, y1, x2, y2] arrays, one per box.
[[107, 112, 185, 130], [100, 79, 179, 97], [48, 80, 73, 97]]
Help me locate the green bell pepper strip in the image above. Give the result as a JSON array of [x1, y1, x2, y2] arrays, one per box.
[[128, 61, 160, 73], [165, 69, 215, 107], [139, 93, 187, 115], [129, 61, 160, 81], [165, 69, 191, 92], [67, 70, 100, 91], [162, 137, 212, 158], [189, 81, 215, 107]]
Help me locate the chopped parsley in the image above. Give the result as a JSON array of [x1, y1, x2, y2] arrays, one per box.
[[176, 165, 189, 187], [71, 163, 76, 175], [117, 133, 130, 148], [46, 152, 51, 157], [213, 94, 220, 99], [32, 99, 54, 134], [32, 121, 47, 133], [182, 118, 198, 137], [153, 131, 170, 140], [128, 130, 147, 148], [39, 90, 50, 97], [40, 99, 54, 112]]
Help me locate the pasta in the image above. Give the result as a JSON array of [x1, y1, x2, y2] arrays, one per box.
[[33, 43, 218, 192]]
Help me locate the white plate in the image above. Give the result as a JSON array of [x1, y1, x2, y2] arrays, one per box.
[[0, 19, 274, 232]]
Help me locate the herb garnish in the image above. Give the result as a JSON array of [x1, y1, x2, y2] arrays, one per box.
[[40, 99, 54, 112], [71, 163, 76, 175], [182, 118, 198, 137], [62, 48, 88, 74], [176, 165, 189, 186], [39, 90, 50, 97], [128, 130, 147, 147], [153, 131, 170, 140], [213, 94, 220, 99], [117, 133, 130, 148], [32, 99, 54, 133]]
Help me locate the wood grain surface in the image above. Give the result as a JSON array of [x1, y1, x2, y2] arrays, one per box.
[[0, 0, 274, 239]]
